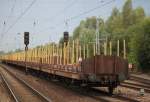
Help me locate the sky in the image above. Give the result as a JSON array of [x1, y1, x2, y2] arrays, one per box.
[[0, 0, 150, 52]]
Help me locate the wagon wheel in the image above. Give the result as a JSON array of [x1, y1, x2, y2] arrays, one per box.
[[64, 78, 71, 86], [108, 86, 114, 95]]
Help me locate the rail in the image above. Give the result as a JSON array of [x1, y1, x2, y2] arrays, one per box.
[[0, 73, 19, 102], [0, 65, 52, 102]]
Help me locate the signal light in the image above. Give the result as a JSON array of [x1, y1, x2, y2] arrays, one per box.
[[64, 31, 69, 43], [24, 32, 29, 45]]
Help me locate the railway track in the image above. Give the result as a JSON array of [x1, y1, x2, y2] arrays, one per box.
[[120, 75, 150, 93], [52, 83, 140, 102], [121, 81, 150, 92], [120, 83, 150, 93], [123, 81, 150, 89], [130, 75, 150, 85], [90, 88, 140, 102], [0, 74, 15, 102], [0, 64, 140, 102], [0, 73, 18, 102], [0, 66, 51, 102]]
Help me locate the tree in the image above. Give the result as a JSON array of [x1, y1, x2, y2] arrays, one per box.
[[127, 24, 142, 66], [73, 26, 81, 39], [15, 49, 23, 52], [0, 51, 5, 55], [122, 0, 133, 28], [59, 37, 64, 44], [137, 18, 150, 71], [85, 16, 97, 29], [128, 18, 150, 71], [67, 0, 149, 71], [133, 7, 145, 24], [105, 7, 119, 34], [73, 17, 97, 41], [105, 7, 125, 40]]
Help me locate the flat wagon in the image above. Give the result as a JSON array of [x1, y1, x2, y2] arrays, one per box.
[[0, 39, 128, 94]]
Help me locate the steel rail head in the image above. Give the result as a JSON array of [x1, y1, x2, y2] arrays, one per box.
[[120, 83, 150, 93], [1, 65, 52, 102], [17, 77, 52, 102], [91, 87, 140, 102], [0, 73, 19, 102], [115, 95, 140, 102], [130, 75, 150, 85]]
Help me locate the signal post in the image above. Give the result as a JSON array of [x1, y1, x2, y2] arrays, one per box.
[[24, 32, 29, 75]]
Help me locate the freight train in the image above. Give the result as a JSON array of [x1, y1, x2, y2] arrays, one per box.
[[0, 39, 128, 94]]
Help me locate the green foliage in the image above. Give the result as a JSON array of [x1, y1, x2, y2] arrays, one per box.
[[125, 17, 150, 72], [59, 0, 149, 71], [137, 18, 150, 71], [105, 7, 125, 39], [59, 37, 64, 44], [14, 49, 23, 52], [127, 24, 143, 65], [122, 0, 133, 28], [85, 17, 97, 29], [73, 26, 81, 39], [133, 7, 145, 24], [73, 17, 97, 42], [0, 51, 5, 55]]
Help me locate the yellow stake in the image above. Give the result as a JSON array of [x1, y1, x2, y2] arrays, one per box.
[[104, 42, 107, 56], [67, 41, 70, 64], [76, 39, 79, 63], [109, 41, 112, 56], [44, 46, 46, 64], [58, 46, 61, 64], [79, 45, 81, 58], [93, 43, 95, 56], [72, 40, 75, 64], [117, 40, 119, 57], [47, 45, 49, 64], [41, 47, 43, 63], [53, 44, 55, 64], [46, 45, 48, 64], [57, 45, 59, 64], [83, 44, 85, 59], [86, 44, 89, 58], [63, 43, 66, 65], [60, 46, 62, 64], [50, 45, 52, 64], [123, 39, 126, 59]]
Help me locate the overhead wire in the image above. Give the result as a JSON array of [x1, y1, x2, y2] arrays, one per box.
[[38, 0, 115, 34], [42, 0, 77, 24], [69, 0, 115, 21], [1, 0, 37, 51], [29, 0, 77, 46], [3, 0, 37, 35], [36, 0, 77, 33], [0, 0, 16, 51], [1, 0, 115, 51], [1, 0, 16, 37], [7, 0, 16, 21], [0, 21, 6, 40]]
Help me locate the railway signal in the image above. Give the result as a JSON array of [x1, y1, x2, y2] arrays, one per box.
[[24, 32, 29, 46], [64, 31, 69, 44], [24, 32, 29, 75]]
